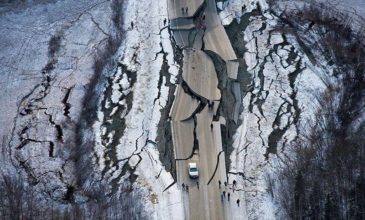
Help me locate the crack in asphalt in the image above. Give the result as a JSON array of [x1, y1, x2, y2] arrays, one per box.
[[207, 150, 224, 185], [181, 80, 209, 103], [175, 115, 199, 161], [181, 101, 206, 122]]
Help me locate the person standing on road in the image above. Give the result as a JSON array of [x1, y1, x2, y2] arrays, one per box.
[[185, 7, 188, 15], [227, 192, 230, 201], [221, 193, 224, 202], [233, 180, 237, 192], [218, 180, 221, 188], [208, 101, 212, 109], [182, 183, 185, 190], [181, 7, 184, 15], [223, 191, 226, 197], [163, 18, 167, 26], [236, 199, 240, 207], [186, 185, 189, 193], [224, 181, 227, 188]]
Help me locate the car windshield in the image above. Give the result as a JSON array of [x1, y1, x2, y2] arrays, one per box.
[[190, 167, 198, 172]]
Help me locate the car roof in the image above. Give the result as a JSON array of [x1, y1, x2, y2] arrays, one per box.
[[189, 162, 197, 168]]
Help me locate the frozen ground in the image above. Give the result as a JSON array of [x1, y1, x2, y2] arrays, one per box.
[[219, 0, 332, 219], [1, 0, 363, 218], [0, 0, 116, 200], [93, 0, 183, 219], [0, 0, 183, 216]]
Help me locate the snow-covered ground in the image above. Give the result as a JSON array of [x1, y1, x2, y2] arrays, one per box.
[[1, 0, 184, 217], [0, 0, 116, 200], [219, 0, 330, 218], [218, 0, 269, 25], [1, 0, 362, 218], [93, 0, 183, 219]]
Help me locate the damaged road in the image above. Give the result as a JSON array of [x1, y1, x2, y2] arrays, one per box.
[[168, 0, 243, 219]]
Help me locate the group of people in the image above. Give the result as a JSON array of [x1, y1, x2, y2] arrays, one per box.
[[218, 180, 240, 207], [181, 182, 189, 193], [181, 181, 199, 193], [181, 180, 241, 207]]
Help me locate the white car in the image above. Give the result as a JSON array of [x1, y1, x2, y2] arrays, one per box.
[[188, 162, 199, 178]]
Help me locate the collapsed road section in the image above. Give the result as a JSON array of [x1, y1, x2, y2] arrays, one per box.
[[168, 0, 244, 219]]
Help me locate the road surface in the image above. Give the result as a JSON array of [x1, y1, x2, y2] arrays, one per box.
[[168, 0, 240, 219]]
